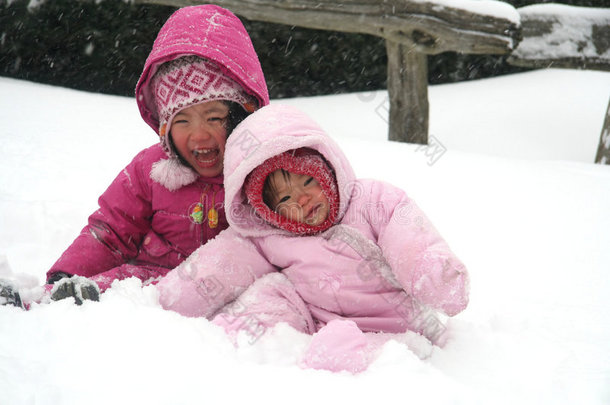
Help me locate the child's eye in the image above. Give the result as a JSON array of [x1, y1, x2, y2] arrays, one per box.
[[273, 195, 291, 212], [304, 177, 314, 186], [208, 115, 228, 123]]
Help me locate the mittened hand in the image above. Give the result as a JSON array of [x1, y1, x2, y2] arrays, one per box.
[[50, 276, 100, 305], [0, 279, 23, 308], [301, 319, 371, 374]]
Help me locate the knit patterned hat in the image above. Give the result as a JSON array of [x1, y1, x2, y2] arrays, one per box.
[[151, 55, 257, 156], [244, 148, 340, 235]]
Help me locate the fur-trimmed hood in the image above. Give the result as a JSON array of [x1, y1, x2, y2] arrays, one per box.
[[224, 104, 357, 238]]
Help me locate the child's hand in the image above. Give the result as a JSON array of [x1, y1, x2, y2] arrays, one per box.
[[301, 319, 371, 373], [0, 279, 23, 308], [49, 276, 100, 305]]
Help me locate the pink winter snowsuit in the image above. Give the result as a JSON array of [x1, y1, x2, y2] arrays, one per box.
[[46, 5, 269, 290], [157, 104, 469, 340]]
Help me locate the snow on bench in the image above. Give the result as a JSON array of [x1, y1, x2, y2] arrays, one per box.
[[509, 4, 610, 71]]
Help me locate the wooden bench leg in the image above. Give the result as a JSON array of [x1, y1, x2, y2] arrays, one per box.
[[595, 97, 610, 165], [386, 39, 429, 145]]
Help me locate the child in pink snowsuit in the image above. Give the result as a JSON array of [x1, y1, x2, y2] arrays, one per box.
[[41, 5, 269, 304], [156, 104, 470, 372]]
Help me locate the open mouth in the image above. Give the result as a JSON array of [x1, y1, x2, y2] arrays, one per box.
[[193, 148, 220, 168]]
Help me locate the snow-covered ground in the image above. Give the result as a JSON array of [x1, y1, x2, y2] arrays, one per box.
[[1, 69, 609, 404]]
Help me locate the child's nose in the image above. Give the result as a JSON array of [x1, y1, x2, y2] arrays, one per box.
[[297, 191, 311, 207], [191, 123, 211, 140]]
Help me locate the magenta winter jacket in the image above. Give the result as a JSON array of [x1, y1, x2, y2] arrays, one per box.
[[47, 5, 268, 286], [48, 145, 228, 281], [157, 105, 470, 334]]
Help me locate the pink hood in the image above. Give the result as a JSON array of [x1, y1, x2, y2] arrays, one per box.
[[224, 104, 356, 237], [135, 5, 269, 135]]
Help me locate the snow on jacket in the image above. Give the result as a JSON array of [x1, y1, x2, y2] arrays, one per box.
[[157, 104, 469, 334], [46, 5, 269, 285]]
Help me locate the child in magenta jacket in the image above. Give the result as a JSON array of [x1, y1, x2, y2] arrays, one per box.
[[156, 104, 470, 371], [38, 5, 269, 304]]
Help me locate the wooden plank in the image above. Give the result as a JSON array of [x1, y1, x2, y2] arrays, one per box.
[[135, 0, 520, 54]]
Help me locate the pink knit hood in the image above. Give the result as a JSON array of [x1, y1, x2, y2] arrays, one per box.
[[243, 148, 341, 235], [224, 104, 357, 238], [135, 5, 269, 135]]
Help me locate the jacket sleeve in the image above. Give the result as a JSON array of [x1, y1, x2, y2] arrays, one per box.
[[46, 151, 153, 281], [156, 227, 277, 318], [367, 180, 469, 316]]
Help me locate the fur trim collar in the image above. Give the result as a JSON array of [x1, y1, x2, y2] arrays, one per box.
[[150, 157, 198, 191]]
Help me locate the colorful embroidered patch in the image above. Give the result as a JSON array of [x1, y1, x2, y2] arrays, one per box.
[[190, 203, 204, 224]]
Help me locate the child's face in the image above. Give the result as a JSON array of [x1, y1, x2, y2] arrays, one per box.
[[170, 101, 229, 177], [267, 170, 330, 226]]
